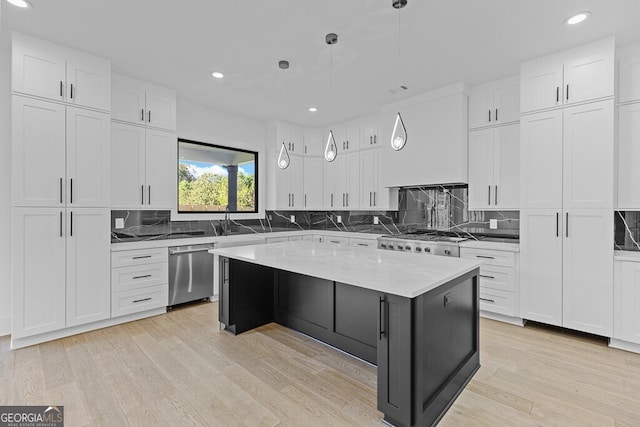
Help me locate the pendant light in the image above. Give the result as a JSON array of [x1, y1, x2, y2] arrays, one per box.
[[390, 0, 408, 151], [324, 33, 339, 163], [276, 60, 291, 169]]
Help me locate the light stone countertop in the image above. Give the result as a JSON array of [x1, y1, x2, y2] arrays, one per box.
[[614, 250, 640, 262], [458, 240, 520, 252], [210, 240, 481, 298]]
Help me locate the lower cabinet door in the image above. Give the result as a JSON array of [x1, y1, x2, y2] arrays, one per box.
[[615, 260, 640, 344], [66, 208, 111, 327], [12, 208, 66, 338]]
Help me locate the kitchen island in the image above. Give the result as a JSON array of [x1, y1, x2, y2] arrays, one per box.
[[210, 241, 481, 427]]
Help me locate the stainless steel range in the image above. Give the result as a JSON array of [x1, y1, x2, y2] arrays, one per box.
[[377, 232, 467, 257]]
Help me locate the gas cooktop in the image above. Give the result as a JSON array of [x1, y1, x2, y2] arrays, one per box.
[[380, 231, 469, 243]]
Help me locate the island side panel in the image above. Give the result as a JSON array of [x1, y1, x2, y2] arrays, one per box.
[[219, 257, 275, 334], [414, 268, 480, 427]]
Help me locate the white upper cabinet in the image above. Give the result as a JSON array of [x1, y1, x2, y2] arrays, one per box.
[[360, 149, 378, 208], [145, 129, 177, 209], [332, 124, 360, 153], [274, 154, 303, 209], [323, 159, 338, 210], [336, 152, 360, 209], [303, 157, 323, 209], [468, 75, 519, 129], [619, 48, 640, 104], [12, 32, 111, 111], [303, 129, 324, 157], [520, 37, 614, 113], [111, 73, 176, 131], [66, 107, 111, 207], [361, 118, 381, 149], [273, 122, 303, 155], [618, 103, 640, 209], [12, 96, 66, 207]]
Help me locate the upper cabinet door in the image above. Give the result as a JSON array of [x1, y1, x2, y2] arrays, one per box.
[[12, 96, 66, 207], [66, 51, 111, 111], [323, 159, 337, 210], [562, 100, 613, 209], [492, 77, 520, 125], [619, 53, 640, 104], [145, 129, 177, 209], [617, 103, 640, 209], [145, 82, 177, 132], [493, 123, 520, 209], [66, 107, 110, 207], [303, 130, 324, 156], [303, 157, 323, 210], [12, 33, 66, 102], [112, 73, 147, 125], [468, 85, 494, 129], [563, 38, 614, 106], [467, 129, 493, 209], [520, 55, 564, 113], [520, 109, 563, 209], [110, 122, 146, 209]]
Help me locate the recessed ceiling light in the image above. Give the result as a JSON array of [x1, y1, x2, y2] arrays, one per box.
[[6, 0, 31, 8], [211, 71, 224, 79], [565, 11, 591, 25], [308, 107, 318, 112]]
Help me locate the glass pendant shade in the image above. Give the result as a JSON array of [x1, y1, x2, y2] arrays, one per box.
[[277, 142, 290, 169], [324, 130, 338, 162], [391, 112, 407, 151]]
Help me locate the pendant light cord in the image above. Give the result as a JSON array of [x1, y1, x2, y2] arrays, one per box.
[[397, 5, 402, 88]]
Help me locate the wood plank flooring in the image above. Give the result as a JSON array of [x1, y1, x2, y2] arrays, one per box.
[[1, 302, 639, 426]]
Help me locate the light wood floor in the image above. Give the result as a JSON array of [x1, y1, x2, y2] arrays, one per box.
[[1, 302, 639, 426]]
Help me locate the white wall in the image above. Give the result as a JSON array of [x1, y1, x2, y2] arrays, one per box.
[[0, 48, 12, 335], [173, 98, 267, 220]]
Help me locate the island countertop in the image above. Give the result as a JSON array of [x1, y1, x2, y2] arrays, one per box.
[[210, 240, 481, 298]]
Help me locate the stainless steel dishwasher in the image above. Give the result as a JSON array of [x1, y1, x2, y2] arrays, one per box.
[[168, 243, 216, 307]]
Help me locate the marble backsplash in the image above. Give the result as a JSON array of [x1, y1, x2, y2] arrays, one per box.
[[615, 211, 640, 251], [111, 186, 520, 243]]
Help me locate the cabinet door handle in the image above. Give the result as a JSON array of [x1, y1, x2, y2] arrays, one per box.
[[288, 193, 291, 207], [331, 193, 334, 207], [357, 243, 369, 247], [566, 84, 569, 101], [346, 140, 349, 149], [148, 185, 151, 205], [370, 135, 373, 144], [304, 146, 307, 154], [133, 297, 152, 303], [292, 193, 294, 206], [141, 109, 145, 122], [556, 212, 559, 237], [141, 185, 144, 205], [330, 240, 341, 244], [346, 193, 349, 207], [70, 178, 73, 204], [343, 141, 345, 149], [343, 193, 345, 207], [556, 86, 560, 102], [476, 255, 495, 259], [70, 83, 74, 100], [480, 297, 495, 303], [379, 296, 386, 339], [565, 212, 569, 237], [132, 274, 152, 280], [60, 178, 63, 203], [488, 109, 491, 122], [292, 142, 295, 151], [374, 135, 377, 144], [373, 191, 376, 206], [488, 185, 491, 205], [148, 110, 151, 123], [305, 194, 307, 207], [479, 274, 495, 279], [60, 81, 64, 98], [59, 211, 63, 237], [70, 211, 73, 237], [495, 185, 497, 205], [370, 191, 372, 206], [132, 255, 152, 259]]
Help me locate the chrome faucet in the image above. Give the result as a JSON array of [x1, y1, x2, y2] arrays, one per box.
[[222, 205, 230, 236]]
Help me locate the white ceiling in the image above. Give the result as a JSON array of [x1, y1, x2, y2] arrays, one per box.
[[2, 0, 640, 127]]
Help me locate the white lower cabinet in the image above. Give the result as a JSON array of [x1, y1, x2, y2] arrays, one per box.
[[303, 157, 323, 210], [460, 246, 519, 319], [614, 259, 640, 347], [520, 209, 613, 336], [12, 207, 110, 339], [111, 248, 168, 317]]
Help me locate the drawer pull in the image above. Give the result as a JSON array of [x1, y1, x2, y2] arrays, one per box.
[[132, 274, 152, 280], [133, 297, 152, 303], [330, 240, 341, 244], [479, 274, 495, 279], [357, 243, 369, 247], [476, 255, 495, 259], [132, 255, 152, 259], [480, 297, 495, 303]]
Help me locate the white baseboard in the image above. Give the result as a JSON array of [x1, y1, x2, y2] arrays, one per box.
[[0, 315, 11, 337], [480, 310, 525, 326], [609, 338, 640, 355]]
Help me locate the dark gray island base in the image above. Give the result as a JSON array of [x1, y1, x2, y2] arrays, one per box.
[[218, 257, 479, 427]]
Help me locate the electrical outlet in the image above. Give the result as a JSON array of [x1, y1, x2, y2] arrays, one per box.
[[268, 214, 272, 220], [337, 215, 342, 223], [373, 216, 379, 225], [115, 218, 125, 229], [290, 215, 295, 223], [489, 219, 498, 229]]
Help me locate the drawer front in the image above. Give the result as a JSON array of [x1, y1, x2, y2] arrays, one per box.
[[112, 285, 168, 317], [111, 262, 168, 292], [460, 247, 515, 268], [479, 288, 517, 317], [325, 236, 349, 246], [349, 238, 377, 249], [111, 247, 168, 267], [478, 265, 516, 292]]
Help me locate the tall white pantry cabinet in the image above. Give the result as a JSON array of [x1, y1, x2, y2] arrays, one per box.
[[519, 37, 615, 337], [11, 33, 111, 345]]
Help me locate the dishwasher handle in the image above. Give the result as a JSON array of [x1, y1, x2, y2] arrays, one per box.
[[169, 246, 216, 255]]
